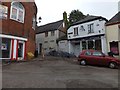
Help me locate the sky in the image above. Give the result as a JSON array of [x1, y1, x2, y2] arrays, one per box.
[[35, 0, 120, 26]]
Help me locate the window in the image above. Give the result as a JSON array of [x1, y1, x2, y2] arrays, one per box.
[[0, 5, 8, 19], [32, 15, 36, 30], [88, 23, 94, 34], [74, 27, 78, 36], [50, 40, 54, 42], [44, 41, 48, 43], [93, 51, 103, 56], [51, 31, 55, 36], [85, 51, 91, 56], [110, 42, 119, 55], [45, 32, 48, 37], [10, 1, 25, 23]]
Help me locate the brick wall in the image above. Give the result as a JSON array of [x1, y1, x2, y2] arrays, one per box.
[[1, 1, 37, 55]]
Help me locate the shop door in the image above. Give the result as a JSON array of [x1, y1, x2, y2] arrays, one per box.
[[18, 43, 24, 59]]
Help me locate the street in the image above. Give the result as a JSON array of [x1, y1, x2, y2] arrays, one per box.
[[2, 56, 119, 88]]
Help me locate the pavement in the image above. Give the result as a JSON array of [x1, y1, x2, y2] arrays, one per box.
[[2, 56, 119, 89]]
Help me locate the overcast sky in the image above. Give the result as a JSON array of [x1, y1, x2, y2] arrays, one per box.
[[35, 0, 120, 26]]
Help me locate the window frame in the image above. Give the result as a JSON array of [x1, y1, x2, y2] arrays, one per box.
[[45, 32, 48, 37], [74, 27, 78, 36], [88, 23, 94, 34], [10, 1, 25, 23], [51, 31, 55, 36]]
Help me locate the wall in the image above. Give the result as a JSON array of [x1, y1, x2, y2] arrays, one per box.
[[106, 24, 119, 52], [36, 30, 60, 54], [58, 40, 69, 52], [68, 19, 106, 40], [1, 2, 37, 55]]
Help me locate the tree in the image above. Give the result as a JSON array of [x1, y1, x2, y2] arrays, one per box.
[[69, 10, 86, 25]]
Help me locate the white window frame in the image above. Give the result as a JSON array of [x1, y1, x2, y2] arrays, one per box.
[[74, 27, 78, 36], [10, 1, 25, 23]]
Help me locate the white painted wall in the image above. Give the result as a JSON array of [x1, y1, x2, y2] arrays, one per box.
[[58, 40, 69, 52], [68, 19, 106, 39], [36, 30, 60, 54]]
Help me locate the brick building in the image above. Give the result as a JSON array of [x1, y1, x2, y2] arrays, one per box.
[[0, 0, 37, 60]]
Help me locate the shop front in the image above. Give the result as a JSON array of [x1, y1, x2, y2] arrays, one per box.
[[0, 34, 27, 60], [68, 35, 107, 56]]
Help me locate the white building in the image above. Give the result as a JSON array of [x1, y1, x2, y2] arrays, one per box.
[[67, 16, 108, 56], [36, 20, 66, 54]]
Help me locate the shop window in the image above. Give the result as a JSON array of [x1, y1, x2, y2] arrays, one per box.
[[1, 38, 11, 58], [88, 41, 94, 49], [110, 42, 119, 55], [95, 40, 102, 50], [82, 41, 87, 50], [10, 1, 25, 23]]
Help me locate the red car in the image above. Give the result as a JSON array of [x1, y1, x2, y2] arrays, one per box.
[[78, 50, 120, 69]]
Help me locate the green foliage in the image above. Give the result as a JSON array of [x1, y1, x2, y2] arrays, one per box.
[[69, 9, 86, 25]]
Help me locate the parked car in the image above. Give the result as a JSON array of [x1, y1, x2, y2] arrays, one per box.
[[78, 50, 120, 69]]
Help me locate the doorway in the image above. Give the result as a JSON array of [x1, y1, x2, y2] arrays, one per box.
[[39, 43, 42, 55], [18, 41, 24, 60]]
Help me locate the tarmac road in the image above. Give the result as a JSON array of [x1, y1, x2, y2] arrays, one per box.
[[2, 56, 119, 89]]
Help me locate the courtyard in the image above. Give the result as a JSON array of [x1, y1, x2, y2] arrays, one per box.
[[2, 56, 119, 89]]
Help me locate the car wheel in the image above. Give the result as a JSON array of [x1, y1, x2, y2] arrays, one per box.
[[109, 62, 117, 69], [80, 60, 86, 65]]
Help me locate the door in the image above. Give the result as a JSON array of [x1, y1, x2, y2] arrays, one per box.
[[92, 51, 106, 65], [39, 43, 42, 55], [18, 42, 24, 59]]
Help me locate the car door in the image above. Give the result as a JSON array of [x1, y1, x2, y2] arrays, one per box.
[[92, 51, 106, 65], [83, 51, 95, 65]]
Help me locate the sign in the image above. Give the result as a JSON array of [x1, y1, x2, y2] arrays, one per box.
[[0, 5, 8, 19], [1, 43, 7, 50]]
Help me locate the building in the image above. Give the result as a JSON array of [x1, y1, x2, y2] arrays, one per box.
[[67, 15, 108, 56], [106, 12, 120, 59], [36, 20, 66, 54], [0, 1, 37, 60]]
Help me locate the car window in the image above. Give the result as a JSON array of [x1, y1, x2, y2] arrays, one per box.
[[93, 51, 103, 56], [85, 51, 92, 56]]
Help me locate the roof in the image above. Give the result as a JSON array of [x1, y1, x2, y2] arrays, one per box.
[[71, 15, 108, 26], [36, 20, 63, 34], [106, 11, 120, 26]]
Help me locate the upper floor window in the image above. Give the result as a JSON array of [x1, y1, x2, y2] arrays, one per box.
[[45, 32, 48, 37], [74, 27, 78, 36], [10, 1, 25, 23], [88, 23, 94, 34], [32, 15, 36, 30], [51, 31, 55, 36]]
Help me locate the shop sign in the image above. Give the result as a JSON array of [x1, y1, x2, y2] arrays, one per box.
[[1, 43, 7, 50]]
